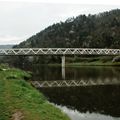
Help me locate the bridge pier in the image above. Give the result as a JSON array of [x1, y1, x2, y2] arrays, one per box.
[[62, 55, 65, 68], [61, 56, 65, 80]]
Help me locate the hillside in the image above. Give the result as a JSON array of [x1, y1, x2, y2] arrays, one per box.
[[4, 9, 120, 67], [15, 9, 120, 49]]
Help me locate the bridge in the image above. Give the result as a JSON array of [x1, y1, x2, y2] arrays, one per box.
[[0, 48, 120, 56], [0, 48, 120, 66], [1, 48, 120, 80]]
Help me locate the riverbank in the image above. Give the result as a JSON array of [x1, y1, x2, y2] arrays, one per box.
[[66, 61, 120, 67], [47, 61, 120, 67], [46, 56, 120, 67], [66, 56, 120, 66], [0, 64, 70, 120]]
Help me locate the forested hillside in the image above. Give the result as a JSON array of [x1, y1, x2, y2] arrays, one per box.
[[15, 9, 120, 48], [4, 9, 120, 67]]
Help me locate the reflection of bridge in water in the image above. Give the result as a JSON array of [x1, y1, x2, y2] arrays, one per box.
[[31, 78, 120, 88]]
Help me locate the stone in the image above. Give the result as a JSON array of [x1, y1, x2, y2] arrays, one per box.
[[112, 56, 120, 62]]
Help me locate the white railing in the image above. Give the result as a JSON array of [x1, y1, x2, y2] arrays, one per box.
[[0, 48, 120, 55]]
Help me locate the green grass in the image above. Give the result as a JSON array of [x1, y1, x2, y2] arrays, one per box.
[[0, 64, 70, 120], [44, 56, 120, 67], [47, 61, 120, 67], [66, 61, 120, 67], [65, 56, 120, 66]]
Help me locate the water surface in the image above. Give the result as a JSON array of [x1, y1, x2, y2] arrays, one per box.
[[30, 65, 120, 120]]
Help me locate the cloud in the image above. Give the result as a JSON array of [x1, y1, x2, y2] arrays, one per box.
[[0, 1, 120, 45], [0, 0, 120, 5], [0, 35, 28, 45]]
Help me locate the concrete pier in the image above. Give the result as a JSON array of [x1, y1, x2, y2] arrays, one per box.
[[62, 56, 65, 68], [62, 56, 65, 80]]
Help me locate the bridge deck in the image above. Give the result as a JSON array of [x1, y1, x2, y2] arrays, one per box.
[[0, 48, 120, 55]]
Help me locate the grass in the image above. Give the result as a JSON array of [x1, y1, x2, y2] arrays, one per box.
[[0, 64, 70, 120], [47, 61, 120, 68], [47, 56, 120, 67], [66, 61, 120, 67]]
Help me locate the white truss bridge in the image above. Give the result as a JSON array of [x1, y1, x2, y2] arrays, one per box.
[[31, 78, 120, 88], [1, 48, 120, 81], [0, 48, 120, 55]]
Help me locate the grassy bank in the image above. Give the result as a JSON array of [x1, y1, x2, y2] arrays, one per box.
[[66, 61, 120, 67], [66, 56, 120, 66], [47, 61, 120, 68], [47, 56, 120, 67], [0, 64, 70, 120], [47, 61, 120, 67]]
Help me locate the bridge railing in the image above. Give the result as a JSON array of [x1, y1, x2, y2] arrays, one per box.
[[0, 48, 120, 55]]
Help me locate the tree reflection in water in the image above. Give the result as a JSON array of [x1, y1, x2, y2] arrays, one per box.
[[27, 65, 120, 119], [39, 86, 120, 117]]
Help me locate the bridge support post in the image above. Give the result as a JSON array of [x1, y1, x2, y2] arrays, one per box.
[[62, 56, 65, 80], [62, 55, 65, 68]]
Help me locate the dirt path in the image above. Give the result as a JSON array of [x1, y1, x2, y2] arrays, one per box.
[[12, 111, 24, 120]]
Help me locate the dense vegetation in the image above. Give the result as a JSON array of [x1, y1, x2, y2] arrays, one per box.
[[0, 64, 70, 120], [15, 9, 120, 48]]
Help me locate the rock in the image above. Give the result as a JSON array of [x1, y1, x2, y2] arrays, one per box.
[[12, 111, 24, 120], [112, 56, 120, 62], [0, 68, 7, 71]]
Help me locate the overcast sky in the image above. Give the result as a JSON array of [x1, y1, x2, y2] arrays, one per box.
[[0, 0, 120, 45]]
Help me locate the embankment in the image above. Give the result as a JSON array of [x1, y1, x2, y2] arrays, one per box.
[[0, 64, 70, 120]]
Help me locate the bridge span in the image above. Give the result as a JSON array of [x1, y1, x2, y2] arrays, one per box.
[[1, 48, 120, 67], [0, 48, 120, 56], [1, 48, 120, 80]]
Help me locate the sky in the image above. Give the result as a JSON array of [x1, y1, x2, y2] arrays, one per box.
[[0, 0, 120, 45]]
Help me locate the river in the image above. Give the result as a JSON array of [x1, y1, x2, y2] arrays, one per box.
[[29, 65, 120, 120]]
